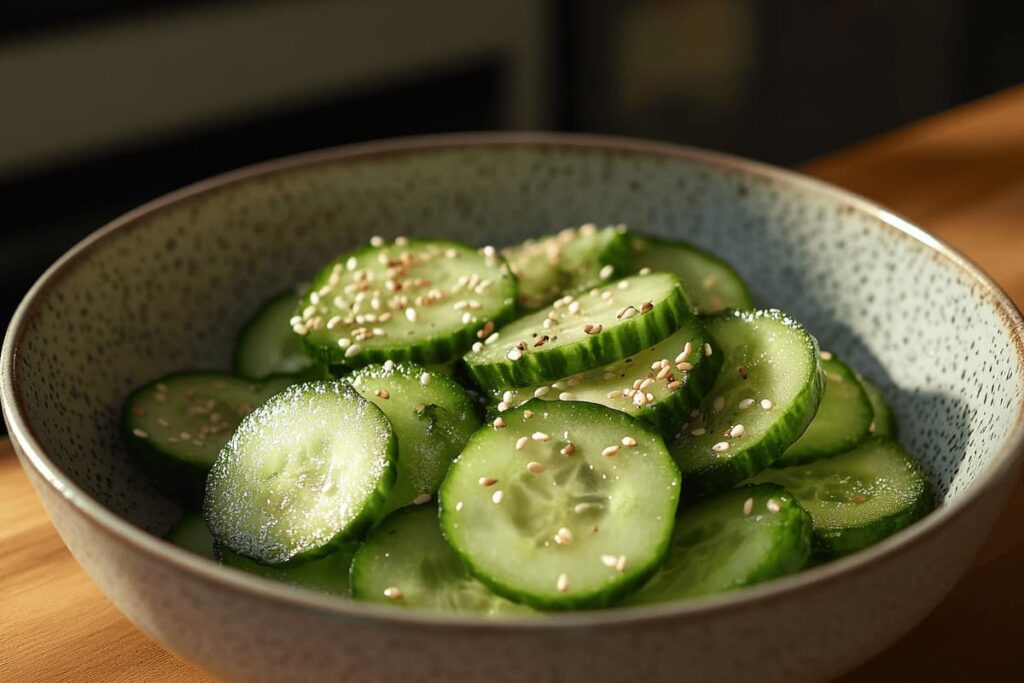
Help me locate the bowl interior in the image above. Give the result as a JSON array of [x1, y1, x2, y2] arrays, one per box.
[[7, 137, 1023, 540]]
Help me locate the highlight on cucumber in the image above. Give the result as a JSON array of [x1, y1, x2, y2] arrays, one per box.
[[120, 225, 934, 614]]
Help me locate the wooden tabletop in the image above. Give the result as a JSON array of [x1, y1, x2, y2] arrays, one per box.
[[4, 85, 1024, 681]]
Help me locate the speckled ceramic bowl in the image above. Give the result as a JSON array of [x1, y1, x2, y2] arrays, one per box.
[[3, 133, 1024, 682]]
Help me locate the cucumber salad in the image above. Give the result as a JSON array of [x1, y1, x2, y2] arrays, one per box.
[[125, 224, 933, 613]]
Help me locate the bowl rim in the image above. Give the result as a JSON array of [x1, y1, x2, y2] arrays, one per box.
[[4, 131, 1024, 631]]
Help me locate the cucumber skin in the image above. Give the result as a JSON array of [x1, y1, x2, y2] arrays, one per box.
[[439, 399, 680, 611], [299, 239, 519, 368], [218, 543, 357, 596], [813, 487, 933, 560], [859, 374, 898, 439], [679, 311, 827, 498], [233, 290, 314, 380], [464, 276, 695, 389]]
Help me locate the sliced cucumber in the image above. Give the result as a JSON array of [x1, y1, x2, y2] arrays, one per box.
[[166, 513, 216, 559], [859, 374, 898, 438], [622, 484, 811, 605], [748, 437, 934, 559], [628, 235, 754, 314], [204, 381, 396, 565], [463, 272, 694, 389], [297, 238, 517, 367], [503, 224, 631, 310], [352, 505, 532, 615], [439, 400, 680, 610], [775, 354, 873, 466], [669, 310, 824, 497], [349, 362, 481, 512], [489, 316, 721, 436], [234, 290, 314, 379], [219, 544, 356, 596], [123, 372, 293, 506]]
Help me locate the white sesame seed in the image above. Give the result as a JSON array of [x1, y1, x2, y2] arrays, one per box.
[[515, 436, 529, 450], [405, 308, 417, 323], [676, 361, 694, 372], [345, 344, 362, 358], [497, 401, 509, 412], [559, 392, 576, 401], [656, 366, 672, 380], [479, 476, 498, 486], [820, 350, 834, 361], [617, 280, 630, 290], [704, 342, 713, 356], [621, 436, 637, 447], [601, 554, 618, 568], [615, 555, 628, 572], [766, 498, 781, 513], [493, 417, 506, 429], [412, 493, 432, 505], [420, 372, 431, 386], [485, 332, 500, 344], [532, 431, 551, 442], [599, 264, 615, 279], [492, 490, 504, 504], [455, 501, 464, 511], [534, 386, 550, 398], [383, 586, 402, 600], [501, 390, 513, 404], [743, 497, 754, 516], [602, 445, 620, 457], [132, 428, 148, 439], [738, 398, 755, 410], [395, 236, 409, 247], [639, 378, 654, 391], [507, 348, 523, 361], [523, 410, 535, 419], [560, 443, 576, 456], [691, 427, 706, 436], [712, 395, 726, 412], [554, 527, 573, 545], [729, 424, 746, 438], [712, 441, 730, 452], [760, 399, 773, 410], [527, 461, 547, 473], [638, 267, 652, 276], [556, 573, 570, 592], [462, 312, 473, 324], [472, 342, 484, 353], [607, 390, 623, 399], [383, 360, 395, 372]]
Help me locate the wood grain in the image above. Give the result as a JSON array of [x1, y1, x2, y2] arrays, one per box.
[[3, 85, 1024, 681]]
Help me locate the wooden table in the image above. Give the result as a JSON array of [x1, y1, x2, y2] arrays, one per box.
[[4, 86, 1024, 681]]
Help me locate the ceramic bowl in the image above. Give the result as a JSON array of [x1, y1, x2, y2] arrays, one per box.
[[3, 133, 1023, 683]]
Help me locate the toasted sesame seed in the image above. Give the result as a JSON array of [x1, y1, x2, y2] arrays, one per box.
[[560, 443, 576, 456], [515, 436, 529, 450], [493, 417, 506, 429], [640, 301, 653, 313], [559, 392, 576, 401], [729, 424, 745, 438], [712, 441, 730, 452], [656, 366, 672, 380], [523, 410, 535, 419], [766, 498, 781, 513], [420, 372, 431, 386], [584, 323, 604, 335], [621, 436, 637, 447], [602, 445, 620, 457], [691, 427, 707, 436], [712, 395, 726, 412], [554, 527, 573, 545], [527, 461, 547, 473], [375, 389, 390, 399], [507, 348, 523, 361], [738, 398, 755, 410], [760, 399, 773, 410], [599, 264, 615, 279], [667, 380, 683, 390], [383, 586, 402, 600], [743, 497, 754, 515], [479, 476, 498, 486], [131, 428, 148, 439], [639, 378, 654, 390], [607, 389, 623, 399], [616, 305, 638, 320], [412, 494, 432, 505], [345, 344, 362, 358], [492, 490, 505, 504], [532, 432, 551, 442], [556, 573, 570, 592], [819, 350, 833, 361]]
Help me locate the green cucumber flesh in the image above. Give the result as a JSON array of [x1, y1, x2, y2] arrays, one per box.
[[490, 315, 722, 436], [297, 238, 517, 367], [123, 372, 293, 506], [669, 310, 824, 497], [351, 505, 532, 615], [219, 543, 356, 596], [234, 290, 314, 379], [166, 513, 216, 559], [748, 437, 934, 559], [204, 380, 396, 565], [858, 374, 898, 438], [622, 484, 811, 605], [775, 354, 873, 466], [439, 400, 680, 610], [463, 271, 695, 389], [349, 362, 481, 512], [628, 235, 754, 314], [503, 224, 631, 310]]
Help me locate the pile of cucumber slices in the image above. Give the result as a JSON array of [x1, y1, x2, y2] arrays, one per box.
[[125, 224, 933, 613]]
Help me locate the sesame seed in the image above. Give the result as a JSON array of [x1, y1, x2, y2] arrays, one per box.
[[656, 366, 672, 380], [478, 476, 498, 486], [615, 555, 628, 572], [607, 389, 623, 399], [568, 301, 582, 315], [704, 343, 713, 356], [395, 236, 409, 247], [492, 490, 504, 504], [556, 573, 570, 592], [472, 342, 484, 353], [639, 267, 652, 276], [455, 501, 464, 511], [869, 420, 877, 433], [743, 497, 754, 516], [462, 312, 473, 324], [820, 350, 833, 361], [370, 236, 385, 247], [420, 372, 431, 386], [584, 323, 603, 335], [760, 399, 773, 410], [527, 461, 547, 473], [602, 445, 620, 457], [534, 386, 551, 398], [515, 436, 529, 450], [412, 494, 432, 505], [383, 360, 395, 371], [507, 348, 523, 361], [712, 441, 730, 452], [601, 554, 618, 568], [766, 498, 781, 513], [375, 389, 390, 400], [691, 427, 707, 436], [559, 392, 576, 401], [554, 527, 573, 545], [560, 443, 576, 456], [383, 586, 402, 600], [405, 308, 418, 323], [485, 332, 500, 345], [621, 436, 637, 447], [493, 417, 506, 429], [616, 305, 638, 320], [345, 344, 362, 358], [712, 395, 726, 412], [729, 424, 745, 438], [667, 380, 683, 390], [599, 264, 615, 279], [617, 280, 630, 289], [532, 432, 551, 442], [639, 378, 654, 390], [523, 410, 535, 419], [738, 398, 755, 410], [640, 301, 653, 313], [131, 428, 148, 439]]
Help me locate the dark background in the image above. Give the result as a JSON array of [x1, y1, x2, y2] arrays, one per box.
[[1, 0, 1022, 334]]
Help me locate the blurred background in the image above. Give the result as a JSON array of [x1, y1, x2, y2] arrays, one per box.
[[1, 0, 1022, 334]]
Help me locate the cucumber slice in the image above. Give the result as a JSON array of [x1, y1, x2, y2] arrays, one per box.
[[621, 484, 811, 605], [628, 235, 754, 314], [489, 316, 722, 436], [166, 513, 216, 559], [503, 224, 631, 310], [219, 544, 356, 596], [234, 291, 314, 379], [204, 380, 396, 565], [123, 372, 293, 506], [439, 400, 680, 610], [775, 354, 873, 466], [297, 238, 517, 367], [669, 310, 824, 497], [859, 374, 898, 438], [464, 272, 694, 389], [349, 362, 481, 512], [748, 437, 934, 559], [351, 505, 532, 615]]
